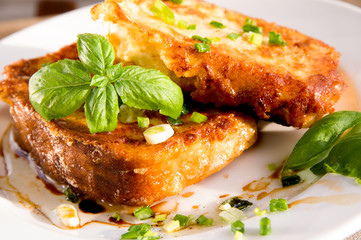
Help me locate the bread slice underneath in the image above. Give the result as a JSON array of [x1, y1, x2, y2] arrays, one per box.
[[0, 44, 257, 205], [91, 0, 346, 128]]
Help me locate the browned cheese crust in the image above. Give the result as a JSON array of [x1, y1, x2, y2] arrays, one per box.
[[91, 0, 346, 128], [0, 44, 257, 205]]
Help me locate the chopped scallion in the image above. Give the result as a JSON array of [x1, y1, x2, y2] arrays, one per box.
[[111, 211, 122, 221], [170, 0, 183, 4], [187, 24, 197, 30], [244, 18, 256, 26], [64, 186, 79, 203], [195, 43, 210, 53], [177, 20, 188, 29], [269, 198, 288, 212], [234, 230, 244, 240], [173, 214, 189, 227], [190, 112, 208, 123], [268, 31, 287, 46], [231, 220, 245, 234], [121, 223, 151, 239], [138, 117, 150, 128], [163, 220, 181, 233], [242, 24, 263, 34], [143, 124, 174, 144], [133, 206, 154, 220], [196, 215, 213, 226], [259, 217, 272, 236], [246, 32, 263, 46], [152, 213, 167, 222], [254, 207, 267, 216], [150, 0, 176, 25], [227, 32, 241, 40], [209, 37, 221, 42], [281, 175, 301, 187], [210, 21, 225, 29], [192, 35, 212, 44], [221, 197, 253, 211]]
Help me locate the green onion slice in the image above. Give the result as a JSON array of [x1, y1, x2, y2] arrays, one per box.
[[137, 117, 150, 128], [190, 112, 208, 123], [152, 213, 167, 222], [269, 198, 288, 212], [196, 215, 213, 226], [227, 32, 241, 40], [210, 21, 225, 29], [150, 0, 175, 25], [111, 211, 122, 221], [231, 220, 245, 234], [268, 31, 287, 46], [64, 186, 79, 203], [133, 206, 154, 220], [259, 217, 272, 236], [170, 0, 183, 4], [195, 43, 210, 53], [187, 24, 197, 30], [177, 20, 188, 29], [173, 214, 190, 227]]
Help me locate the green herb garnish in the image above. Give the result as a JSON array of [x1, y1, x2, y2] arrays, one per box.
[[121, 224, 159, 239], [242, 24, 263, 34], [190, 111, 208, 123], [195, 43, 211, 53], [268, 31, 287, 46], [196, 215, 213, 226], [137, 117, 150, 128], [192, 35, 212, 44], [170, 0, 183, 4], [259, 217, 272, 236], [227, 32, 241, 40], [221, 197, 253, 211], [152, 213, 167, 222], [29, 33, 183, 134], [242, 18, 262, 34], [231, 220, 245, 234], [269, 198, 288, 212], [111, 211, 122, 221], [210, 21, 225, 29], [150, 0, 176, 25], [281, 111, 361, 183], [133, 206, 154, 220], [187, 24, 197, 30], [64, 186, 79, 203], [177, 19, 188, 29], [173, 214, 190, 227]]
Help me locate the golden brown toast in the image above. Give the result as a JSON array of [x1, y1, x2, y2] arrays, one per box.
[[0, 44, 257, 205], [91, 0, 346, 128]]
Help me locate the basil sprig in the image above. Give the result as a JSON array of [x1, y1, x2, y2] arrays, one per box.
[[29, 33, 183, 133], [282, 111, 361, 182]]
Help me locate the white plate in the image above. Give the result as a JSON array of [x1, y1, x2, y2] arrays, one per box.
[[1, 0, 361, 239]]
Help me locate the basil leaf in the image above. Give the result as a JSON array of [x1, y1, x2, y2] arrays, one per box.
[[29, 59, 92, 121], [114, 66, 183, 119], [77, 33, 115, 75], [84, 84, 119, 133], [90, 75, 110, 87], [321, 132, 361, 178], [282, 111, 361, 176], [105, 63, 123, 83]]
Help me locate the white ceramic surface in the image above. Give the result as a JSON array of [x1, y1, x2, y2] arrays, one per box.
[[0, 0, 361, 239]]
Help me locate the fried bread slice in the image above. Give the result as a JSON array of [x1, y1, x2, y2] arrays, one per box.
[[0, 44, 257, 205], [91, 0, 346, 128]]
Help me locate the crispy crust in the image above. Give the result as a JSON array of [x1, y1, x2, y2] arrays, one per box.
[[91, 0, 346, 128], [0, 44, 257, 205]]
